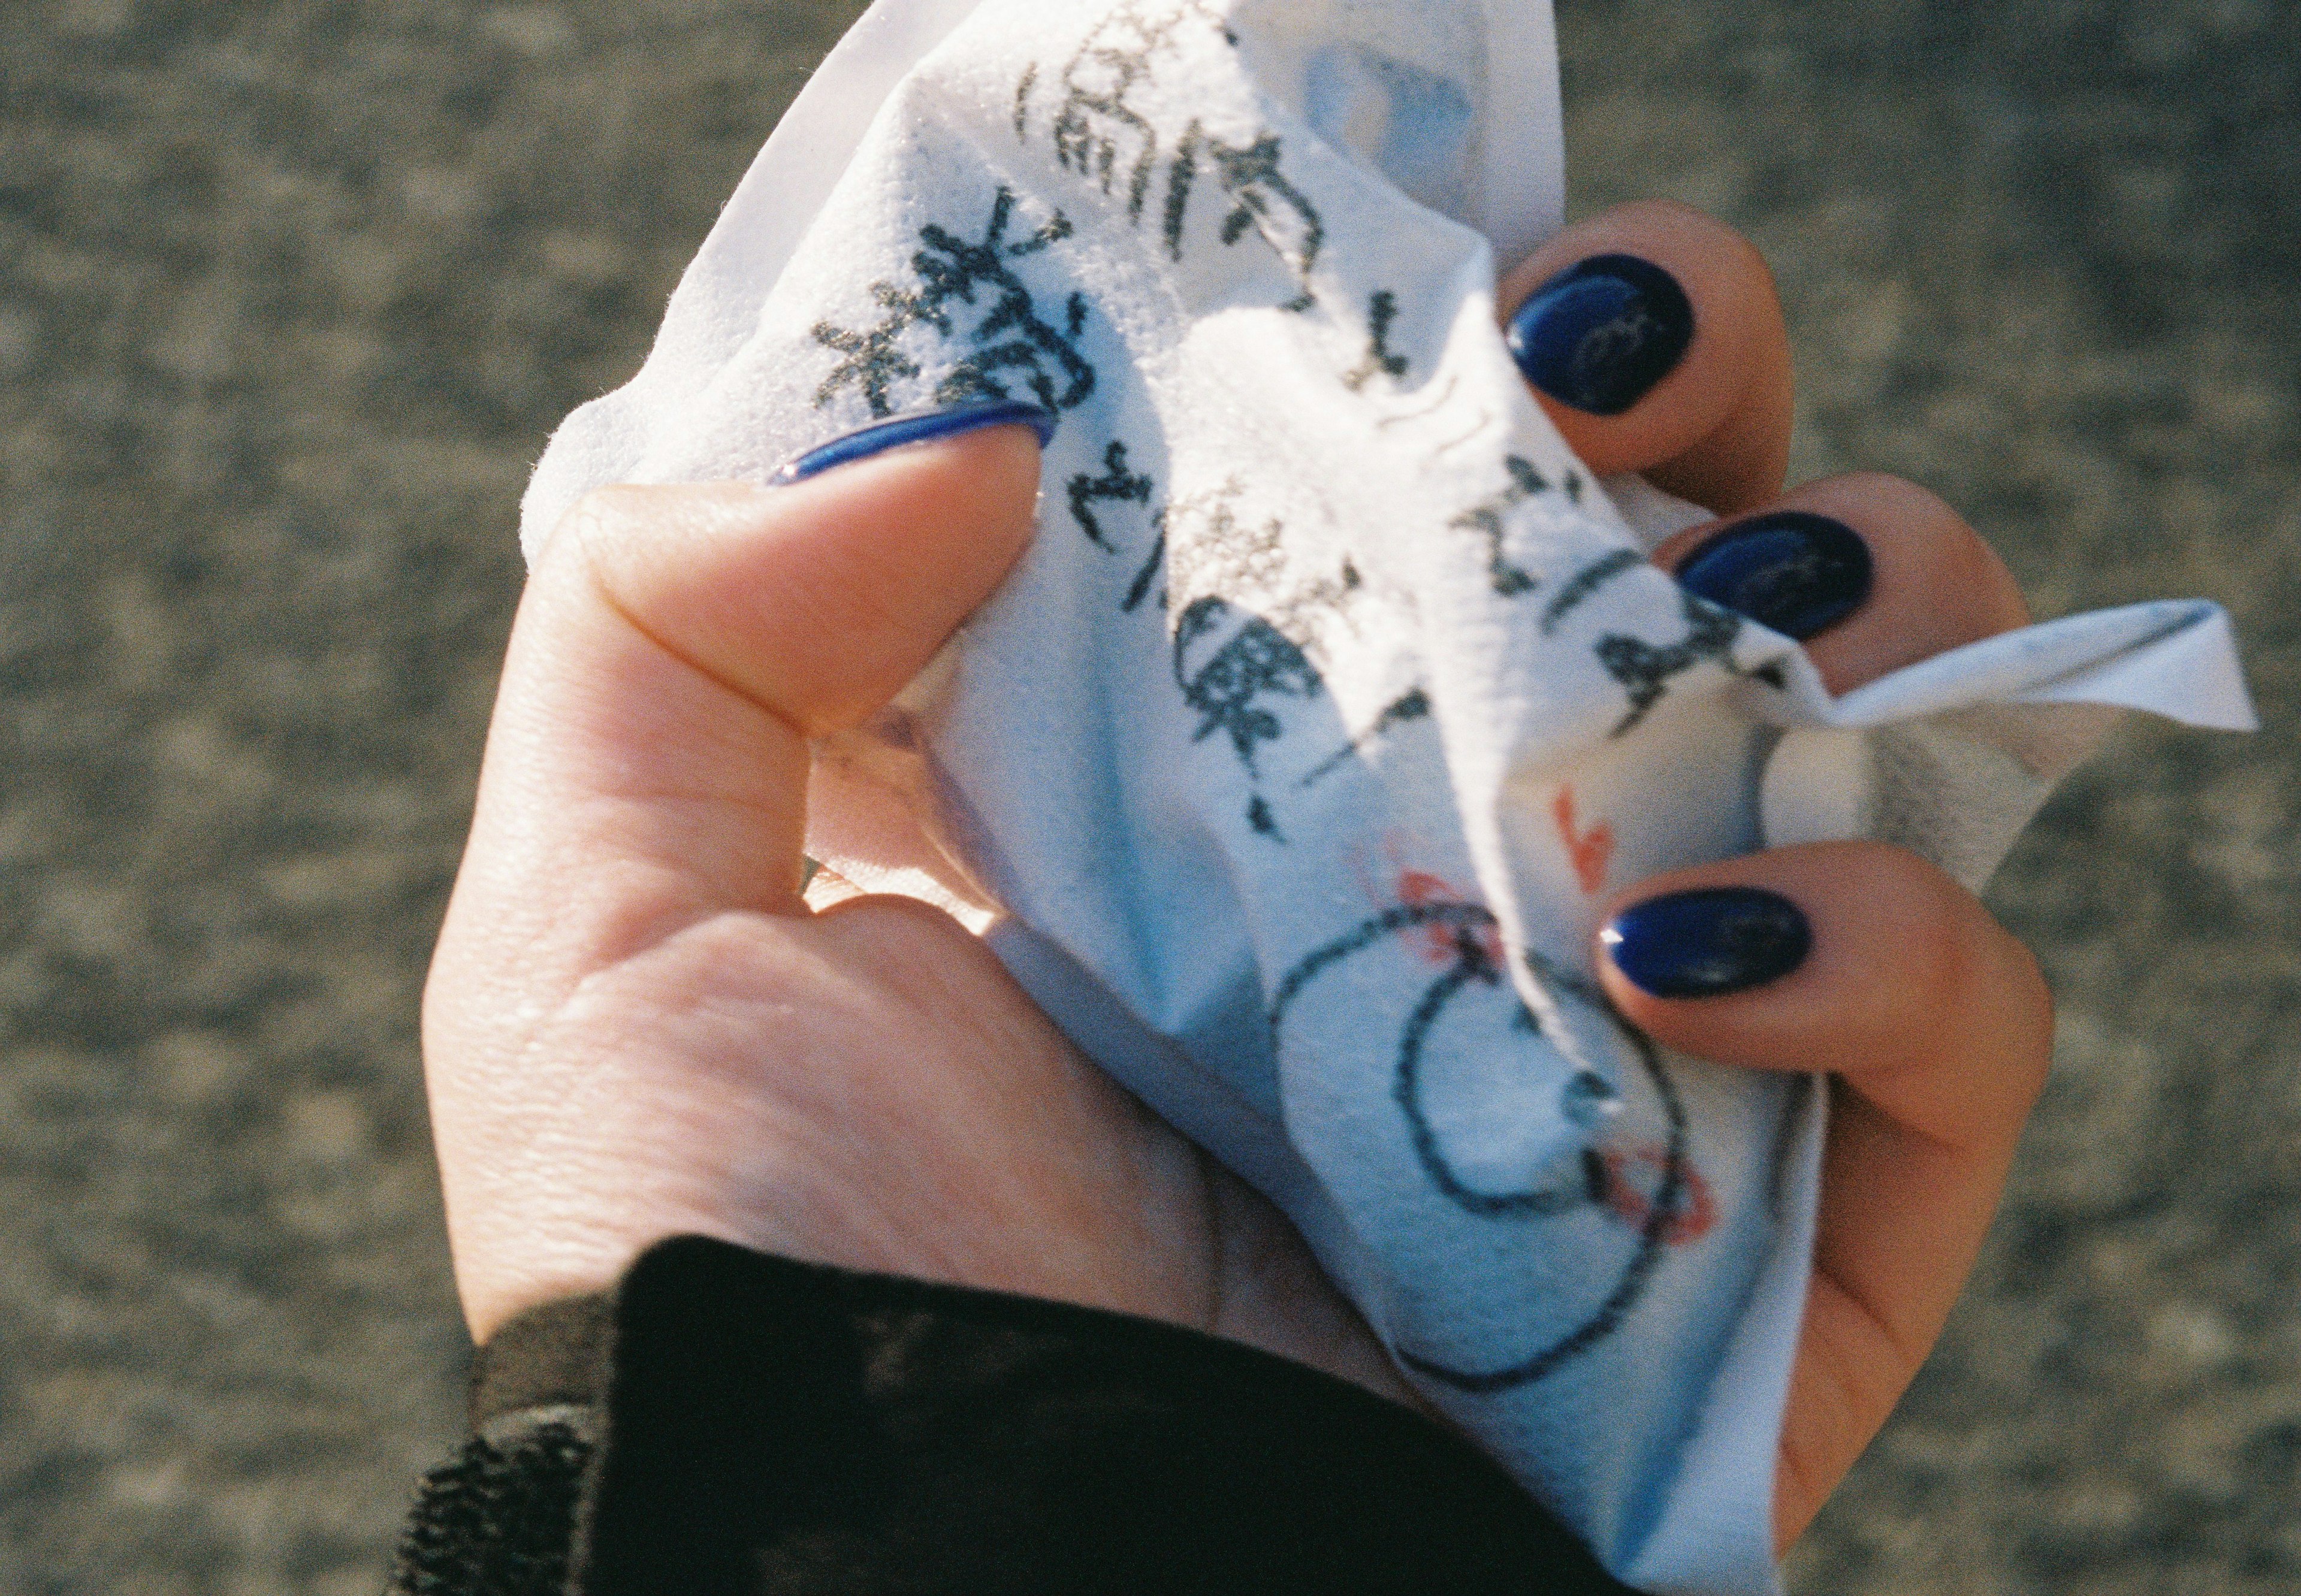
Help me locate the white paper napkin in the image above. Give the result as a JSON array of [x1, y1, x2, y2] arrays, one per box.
[[519, 2, 2255, 1588]]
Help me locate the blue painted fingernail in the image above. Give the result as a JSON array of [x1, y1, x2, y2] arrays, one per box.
[[1672, 510, 1874, 641], [1601, 887, 1811, 999], [1505, 253, 1695, 416], [768, 399, 1056, 485]]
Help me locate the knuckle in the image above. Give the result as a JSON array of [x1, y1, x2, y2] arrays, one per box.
[[561, 484, 649, 549], [1883, 854, 1983, 1003], [1992, 931, 2057, 1097], [548, 485, 661, 596], [1839, 842, 2052, 1089]]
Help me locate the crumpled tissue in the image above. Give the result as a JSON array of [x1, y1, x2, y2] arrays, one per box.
[[518, 1, 2257, 1589]]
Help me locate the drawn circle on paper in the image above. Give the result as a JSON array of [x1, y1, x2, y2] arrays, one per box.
[[1393, 957, 1589, 1217], [1270, 900, 1690, 1394]]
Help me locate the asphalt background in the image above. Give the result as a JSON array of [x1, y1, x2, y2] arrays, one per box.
[[1, 0, 2295, 1590]]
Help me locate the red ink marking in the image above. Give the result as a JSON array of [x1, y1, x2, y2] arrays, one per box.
[[1551, 787, 1615, 896], [1596, 1141, 1716, 1246], [1397, 868, 1454, 904], [1394, 867, 1501, 969]]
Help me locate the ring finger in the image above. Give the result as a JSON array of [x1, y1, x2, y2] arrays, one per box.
[[1650, 470, 2031, 696]]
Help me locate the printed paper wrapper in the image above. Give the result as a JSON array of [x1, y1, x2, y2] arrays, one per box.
[[519, 2, 2256, 1588]]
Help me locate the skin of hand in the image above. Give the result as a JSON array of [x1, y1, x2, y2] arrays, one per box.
[[424, 200, 2052, 1554]]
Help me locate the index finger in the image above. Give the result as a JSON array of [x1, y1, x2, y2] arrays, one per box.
[[1499, 200, 1795, 515]]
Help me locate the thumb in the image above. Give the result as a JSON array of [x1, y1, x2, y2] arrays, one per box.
[[433, 413, 1041, 1011]]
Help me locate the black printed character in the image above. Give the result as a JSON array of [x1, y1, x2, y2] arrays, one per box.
[[811, 188, 1097, 421], [1067, 440, 1154, 548], [1173, 594, 1324, 782], [1124, 482, 1360, 646], [1123, 482, 1365, 836], [1164, 123, 1325, 312], [1451, 454, 1580, 597], [1343, 289, 1409, 391], [1539, 548, 1644, 635], [1298, 685, 1432, 788], [1034, 0, 1222, 220], [1013, 2, 1327, 312], [1594, 586, 1744, 736]]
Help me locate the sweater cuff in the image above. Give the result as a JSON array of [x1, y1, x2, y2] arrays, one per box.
[[397, 1235, 1636, 1595]]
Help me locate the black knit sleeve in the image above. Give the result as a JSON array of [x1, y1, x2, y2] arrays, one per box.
[[392, 1420, 591, 1596], [391, 1236, 1638, 1595]]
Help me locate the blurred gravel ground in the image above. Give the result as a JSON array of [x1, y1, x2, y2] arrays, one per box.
[[0, 1, 2293, 1591]]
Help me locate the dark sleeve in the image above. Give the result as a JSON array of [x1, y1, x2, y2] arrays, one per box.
[[392, 1235, 1639, 1595]]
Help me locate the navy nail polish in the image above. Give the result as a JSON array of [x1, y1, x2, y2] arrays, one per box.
[[1672, 510, 1874, 641], [769, 399, 1056, 485], [1601, 887, 1811, 999], [1505, 253, 1695, 416]]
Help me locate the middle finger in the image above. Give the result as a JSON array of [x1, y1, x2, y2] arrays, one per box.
[[1651, 471, 2032, 695]]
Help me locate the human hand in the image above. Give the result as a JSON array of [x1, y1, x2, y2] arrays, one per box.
[[1500, 202, 2050, 1550], [422, 412, 1421, 1408], [424, 199, 2051, 1551]]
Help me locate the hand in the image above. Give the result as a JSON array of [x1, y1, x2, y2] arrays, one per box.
[[1502, 203, 2050, 1549], [424, 421, 1420, 1407], [425, 200, 2051, 1552]]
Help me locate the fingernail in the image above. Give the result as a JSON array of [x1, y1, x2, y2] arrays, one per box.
[[1672, 510, 1874, 641], [1601, 887, 1811, 999], [1505, 253, 1695, 416], [768, 399, 1056, 485]]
